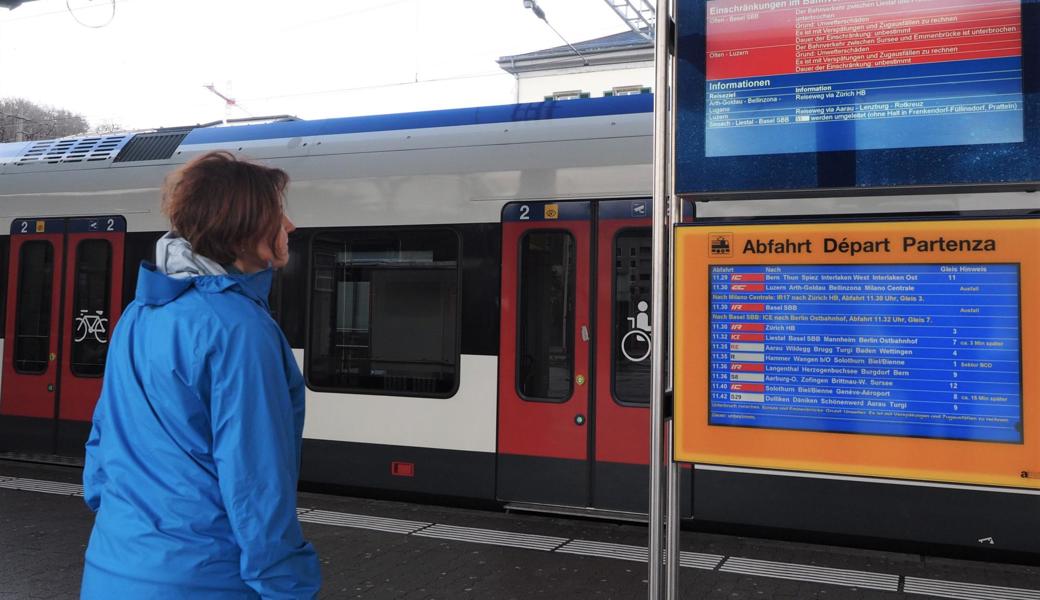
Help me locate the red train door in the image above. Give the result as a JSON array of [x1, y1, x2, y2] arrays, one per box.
[[497, 200, 655, 514], [497, 201, 592, 506], [592, 200, 652, 512], [0, 218, 66, 453], [0, 216, 126, 455]]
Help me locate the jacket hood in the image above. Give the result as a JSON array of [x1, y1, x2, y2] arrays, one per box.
[[135, 263, 274, 307], [136, 236, 273, 307], [138, 232, 273, 307], [155, 232, 228, 279]]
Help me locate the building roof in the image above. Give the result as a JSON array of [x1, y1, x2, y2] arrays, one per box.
[[498, 30, 653, 74], [501, 30, 652, 62]]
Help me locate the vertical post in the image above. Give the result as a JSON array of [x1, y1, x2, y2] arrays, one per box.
[[648, 0, 671, 596], [666, 420, 681, 598], [665, 0, 679, 396], [664, 0, 682, 593]]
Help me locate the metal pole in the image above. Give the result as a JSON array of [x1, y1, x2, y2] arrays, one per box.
[[665, 0, 678, 401], [648, 0, 670, 595], [665, 0, 682, 593], [666, 420, 681, 599]]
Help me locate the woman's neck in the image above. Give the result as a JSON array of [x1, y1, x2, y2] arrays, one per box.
[[232, 257, 266, 274]]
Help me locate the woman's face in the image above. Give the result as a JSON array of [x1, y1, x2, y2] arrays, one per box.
[[245, 213, 295, 272], [268, 213, 295, 269]]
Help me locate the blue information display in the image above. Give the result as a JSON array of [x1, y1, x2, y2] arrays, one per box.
[[708, 264, 1023, 443], [706, 57, 1024, 157], [674, 0, 1040, 195], [702, 0, 1024, 157]]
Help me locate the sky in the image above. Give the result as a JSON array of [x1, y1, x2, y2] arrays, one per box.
[[0, 0, 627, 131]]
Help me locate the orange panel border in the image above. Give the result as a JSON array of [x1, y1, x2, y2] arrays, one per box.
[[674, 218, 1040, 489]]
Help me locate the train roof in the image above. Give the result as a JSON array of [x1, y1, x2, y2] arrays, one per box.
[[182, 94, 652, 144], [0, 95, 653, 170]]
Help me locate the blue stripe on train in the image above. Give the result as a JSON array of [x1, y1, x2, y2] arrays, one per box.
[[180, 95, 654, 146]]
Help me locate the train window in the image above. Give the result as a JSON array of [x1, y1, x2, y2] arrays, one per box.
[[517, 231, 576, 402], [121, 232, 161, 310], [613, 229, 651, 405], [307, 229, 460, 397], [70, 240, 112, 378], [13, 241, 54, 374]]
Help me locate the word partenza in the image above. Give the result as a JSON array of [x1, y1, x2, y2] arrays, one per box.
[[742, 237, 998, 257]]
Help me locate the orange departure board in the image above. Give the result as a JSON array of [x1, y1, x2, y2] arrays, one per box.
[[674, 218, 1040, 489]]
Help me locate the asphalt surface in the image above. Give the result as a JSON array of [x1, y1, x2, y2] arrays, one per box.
[[1, 460, 1038, 599]]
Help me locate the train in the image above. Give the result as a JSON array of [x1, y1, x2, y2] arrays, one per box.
[[0, 94, 1037, 558]]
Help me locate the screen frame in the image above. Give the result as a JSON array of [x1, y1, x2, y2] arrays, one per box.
[[673, 213, 1040, 489], [676, 0, 1040, 199]]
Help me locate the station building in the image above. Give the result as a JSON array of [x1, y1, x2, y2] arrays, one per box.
[[497, 30, 653, 103]]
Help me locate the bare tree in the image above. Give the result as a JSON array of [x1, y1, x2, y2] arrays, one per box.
[[90, 120, 127, 136], [0, 97, 90, 142]]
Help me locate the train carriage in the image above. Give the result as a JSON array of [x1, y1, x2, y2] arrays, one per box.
[[0, 94, 1037, 557]]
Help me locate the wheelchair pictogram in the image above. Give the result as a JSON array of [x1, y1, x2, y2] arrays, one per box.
[[74, 309, 108, 344], [620, 301, 652, 363]]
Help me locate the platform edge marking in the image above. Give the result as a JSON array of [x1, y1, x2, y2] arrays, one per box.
[[904, 577, 1040, 600]]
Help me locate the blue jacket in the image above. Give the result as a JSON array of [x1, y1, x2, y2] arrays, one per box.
[[82, 263, 321, 599]]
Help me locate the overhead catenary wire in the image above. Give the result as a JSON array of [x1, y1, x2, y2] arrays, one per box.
[[1, 1, 616, 128], [239, 70, 511, 103], [523, 0, 590, 66], [0, 67, 508, 134], [1, 67, 509, 133], [0, 0, 128, 23], [66, 0, 116, 28]]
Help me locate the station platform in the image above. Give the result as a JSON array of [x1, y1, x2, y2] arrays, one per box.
[[1, 459, 1038, 600]]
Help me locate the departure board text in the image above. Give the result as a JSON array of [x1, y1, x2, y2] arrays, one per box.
[[708, 264, 1023, 443]]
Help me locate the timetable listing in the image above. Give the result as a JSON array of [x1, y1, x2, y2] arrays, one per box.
[[707, 264, 1023, 443]]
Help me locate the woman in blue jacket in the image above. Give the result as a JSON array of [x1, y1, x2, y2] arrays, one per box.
[[81, 151, 322, 599]]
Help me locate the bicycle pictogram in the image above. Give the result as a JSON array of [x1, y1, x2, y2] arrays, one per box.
[[620, 301, 651, 363], [75, 309, 108, 344]]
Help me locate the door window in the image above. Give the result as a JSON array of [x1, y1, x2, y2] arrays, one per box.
[[517, 231, 576, 401], [613, 229, 652, 404], [70, 240, 112, 377], [14, 241, 54, 374]]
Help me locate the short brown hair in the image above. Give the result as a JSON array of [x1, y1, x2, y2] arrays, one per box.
[[161, 151, 288, 266]]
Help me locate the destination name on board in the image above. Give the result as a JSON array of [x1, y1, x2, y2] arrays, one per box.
[[741, 236, 998, 256]]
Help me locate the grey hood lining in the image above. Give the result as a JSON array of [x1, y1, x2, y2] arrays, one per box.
[[155, 232, 228, 279]]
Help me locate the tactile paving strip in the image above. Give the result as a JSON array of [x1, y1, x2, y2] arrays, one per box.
[[720, 556, 899, 592], [296, 508, 429, 535], [903, 576, 1040, 600], [0, 477, 83, 497], [556, 539, 648, 562], [556, 539, 723, 570], [412, 523, 568, 551]]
